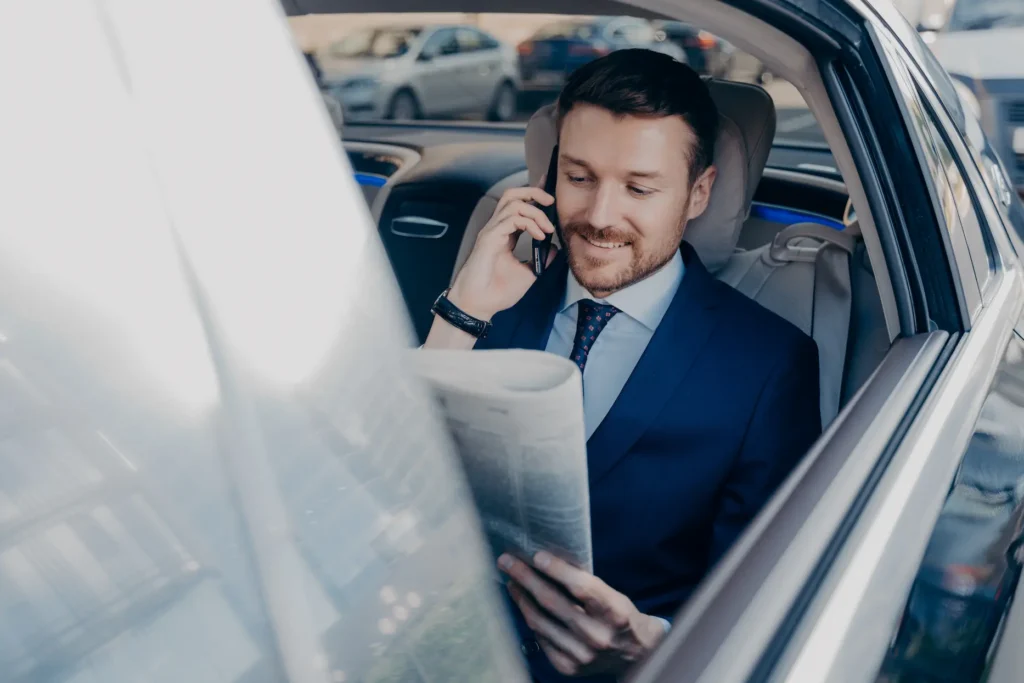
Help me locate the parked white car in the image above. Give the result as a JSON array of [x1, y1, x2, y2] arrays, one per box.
[[321, 24, 521, 121]]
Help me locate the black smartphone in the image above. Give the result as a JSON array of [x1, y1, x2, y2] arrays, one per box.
[[532, 145, 561, 276]]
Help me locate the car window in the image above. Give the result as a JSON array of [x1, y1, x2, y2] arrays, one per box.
[[421, 28, 459, 58], [330, 27, 420, 59], [947, 0, 1024, 32], [456, 27, 483, 53], [917, 89, 997, 294], [874, 327, 1024, 682], [878, 33, 984, 316]]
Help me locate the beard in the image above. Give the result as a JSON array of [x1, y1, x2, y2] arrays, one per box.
[[562, 219, 684, 296]]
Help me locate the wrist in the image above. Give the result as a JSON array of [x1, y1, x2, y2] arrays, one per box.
[[447, 282, 494, 322]]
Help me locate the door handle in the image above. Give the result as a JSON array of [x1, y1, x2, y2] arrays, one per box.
[[391, 216, 448, 239]]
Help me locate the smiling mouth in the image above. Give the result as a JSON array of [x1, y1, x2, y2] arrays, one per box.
[[581, 235, 630, 250]]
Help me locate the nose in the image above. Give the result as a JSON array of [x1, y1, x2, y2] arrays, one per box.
[[585, 182, 621, 231]]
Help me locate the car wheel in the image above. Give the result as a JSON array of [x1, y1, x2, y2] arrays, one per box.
[[388, 90, 421, 121], [488, 81, 517, 122]]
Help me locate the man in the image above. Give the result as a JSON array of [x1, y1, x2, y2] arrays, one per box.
[[424, 50, 821, 681]]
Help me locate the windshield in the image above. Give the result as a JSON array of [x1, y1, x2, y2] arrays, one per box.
[[331, 27, 421, 58], [947, 0, 1024, 31]]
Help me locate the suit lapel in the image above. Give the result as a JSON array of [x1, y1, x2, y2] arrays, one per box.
[[474, 252, 568, 352], [586, 243, 726, 486]]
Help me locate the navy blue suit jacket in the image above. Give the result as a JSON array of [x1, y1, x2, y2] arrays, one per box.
[[476, 242, 821, 683]]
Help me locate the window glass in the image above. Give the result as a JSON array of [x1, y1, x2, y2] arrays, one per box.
[[421, 27, 459, 58], [456, 27, 483, 52], [918, 91, 995, 292], [295, 13, 813, 145], [875, 328, 1024, 682]]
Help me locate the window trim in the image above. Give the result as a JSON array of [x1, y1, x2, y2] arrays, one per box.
[[909, 77, 1003, 308]]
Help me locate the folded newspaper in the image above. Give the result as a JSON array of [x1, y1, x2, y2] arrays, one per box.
[[410, 349, 593, 573]]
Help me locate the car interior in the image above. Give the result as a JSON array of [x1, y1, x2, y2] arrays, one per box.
[[317, 0, 896, 432]]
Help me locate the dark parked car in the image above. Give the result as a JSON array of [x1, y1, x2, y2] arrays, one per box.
[[516, 17, 685, 96], [651, 20, 736, 78]]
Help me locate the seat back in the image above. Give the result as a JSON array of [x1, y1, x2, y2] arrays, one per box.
[[718, 223, 855, 425]]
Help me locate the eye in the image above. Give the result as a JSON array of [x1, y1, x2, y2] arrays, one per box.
[[627, 185, 653, 197], [565, 172, 590, 185]]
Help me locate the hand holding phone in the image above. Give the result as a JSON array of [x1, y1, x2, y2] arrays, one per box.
[[532, 145, 561, 276]]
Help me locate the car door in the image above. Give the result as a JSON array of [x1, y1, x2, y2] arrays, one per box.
[[414, 28, 469, 116], [745, 29, 1024, 683], [454, 27, 502, 111]]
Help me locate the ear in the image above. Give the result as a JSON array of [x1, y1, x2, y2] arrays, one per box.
[[686, 166, 717, 221]]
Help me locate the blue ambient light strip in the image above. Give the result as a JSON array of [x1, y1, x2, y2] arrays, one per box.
[[354, 172, 387, 188], [750, 203, 845, 231]]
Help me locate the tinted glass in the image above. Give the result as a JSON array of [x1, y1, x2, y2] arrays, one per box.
[[331, 28, 420, 59], [456, 28, 483, 52], [421, 28, 459, 58], [947, 0, 1024, 32]]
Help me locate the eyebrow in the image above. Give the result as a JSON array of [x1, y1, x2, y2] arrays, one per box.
[[559, 153, 664, 180]]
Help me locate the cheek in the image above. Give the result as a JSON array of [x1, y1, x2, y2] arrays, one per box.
[[628, 198, 684, 244], [555, 184, 590, 221]]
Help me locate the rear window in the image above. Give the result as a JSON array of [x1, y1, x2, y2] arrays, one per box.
[[293, 13, 817, 148]]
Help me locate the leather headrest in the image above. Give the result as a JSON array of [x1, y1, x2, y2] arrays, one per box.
[[524, 80, 777, 273]]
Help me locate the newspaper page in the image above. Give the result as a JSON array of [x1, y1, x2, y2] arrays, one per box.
[[410, 349, 593, 573]]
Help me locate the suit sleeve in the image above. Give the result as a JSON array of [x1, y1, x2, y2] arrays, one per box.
[[708, 335, 822, 568]]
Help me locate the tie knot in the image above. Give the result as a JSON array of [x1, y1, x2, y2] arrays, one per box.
[[578, 299, 619, 322]]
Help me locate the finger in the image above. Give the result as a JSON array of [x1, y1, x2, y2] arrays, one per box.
[[500, 555, 614, 648], [509, 582, 596, 668], [537, 637, 581, 677], [495, 186, 554, 214], [483, 215, 546, 242], [533, 552, 628, 627], [493, 200, 555, 235]]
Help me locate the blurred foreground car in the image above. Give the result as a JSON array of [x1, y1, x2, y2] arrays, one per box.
[[917, 0, 1024, 197], [651, 20, 735, 78], [516, 17, 686, 96], [321, 24, 520, 121], [6, 0, 1024, 682]]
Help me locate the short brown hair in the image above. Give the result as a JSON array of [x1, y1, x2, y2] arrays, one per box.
[[557, 49, 719, 182]]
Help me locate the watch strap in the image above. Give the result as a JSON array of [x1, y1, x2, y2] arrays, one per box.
[[431, 288, 491, 339]]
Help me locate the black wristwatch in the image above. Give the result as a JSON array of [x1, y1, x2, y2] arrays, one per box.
[[431, 288, 491, 339]]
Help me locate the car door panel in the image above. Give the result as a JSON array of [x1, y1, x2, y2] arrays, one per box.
[[416, 29, 465, 116], [455, 28, 500, 110]]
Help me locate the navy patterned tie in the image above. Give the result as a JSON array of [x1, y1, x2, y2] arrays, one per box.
[[570, 299, 620, 375]]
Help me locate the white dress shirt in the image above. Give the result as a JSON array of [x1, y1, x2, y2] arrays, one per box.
[[544, 250, 685, 440]]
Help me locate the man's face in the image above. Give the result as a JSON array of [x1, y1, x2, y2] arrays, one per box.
[[556, 104, 716, 297]]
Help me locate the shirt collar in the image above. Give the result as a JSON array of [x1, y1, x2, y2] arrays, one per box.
[[561, 248, 685, 331]]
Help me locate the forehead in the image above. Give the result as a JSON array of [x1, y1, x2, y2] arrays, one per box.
[[559, 104, 696, 178]]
